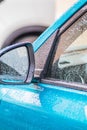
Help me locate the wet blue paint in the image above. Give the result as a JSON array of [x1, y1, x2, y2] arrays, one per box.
[[0, 83, 87, 129]]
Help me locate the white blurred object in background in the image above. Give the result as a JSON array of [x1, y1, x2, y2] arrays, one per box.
[[55, 0, 78, 19]]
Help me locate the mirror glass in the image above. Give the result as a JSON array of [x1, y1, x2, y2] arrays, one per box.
[[0, 46, 29, 83]]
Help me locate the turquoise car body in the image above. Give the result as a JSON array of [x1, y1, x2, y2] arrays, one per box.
[[0, 0, 87, 129]]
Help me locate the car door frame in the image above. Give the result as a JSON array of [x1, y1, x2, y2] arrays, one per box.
[[40, 4, 87, 91]]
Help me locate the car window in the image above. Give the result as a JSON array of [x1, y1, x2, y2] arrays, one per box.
[[46, 12, 87, 85]]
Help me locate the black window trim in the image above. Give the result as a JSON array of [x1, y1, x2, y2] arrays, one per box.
[[40, 5, 87, 91]]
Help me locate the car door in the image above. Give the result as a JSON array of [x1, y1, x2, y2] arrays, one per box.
[[0, 1, 87, 130], [39, 4, 87, 130]]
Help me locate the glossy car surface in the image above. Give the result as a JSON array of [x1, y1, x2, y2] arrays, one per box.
[[0, 0, 87, 130]]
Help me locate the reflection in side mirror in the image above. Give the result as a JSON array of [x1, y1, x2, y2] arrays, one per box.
[[0, 46, 29, 83]]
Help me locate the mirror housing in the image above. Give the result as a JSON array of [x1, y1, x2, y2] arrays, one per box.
[[0, 42, 35, 84]]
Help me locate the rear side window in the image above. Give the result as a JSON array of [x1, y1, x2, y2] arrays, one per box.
[[46, 12, 87, 85]]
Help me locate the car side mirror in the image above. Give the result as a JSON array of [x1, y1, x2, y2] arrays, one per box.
[[0, 42, 35, 84]]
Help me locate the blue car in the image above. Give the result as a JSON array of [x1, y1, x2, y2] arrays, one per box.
[[0, 0, 87, 129]]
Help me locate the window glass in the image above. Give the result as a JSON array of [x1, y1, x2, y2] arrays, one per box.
[[46, 12, 87, 85]]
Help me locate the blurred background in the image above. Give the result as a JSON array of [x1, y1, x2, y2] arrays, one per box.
[[0, 0, 78, 27]]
